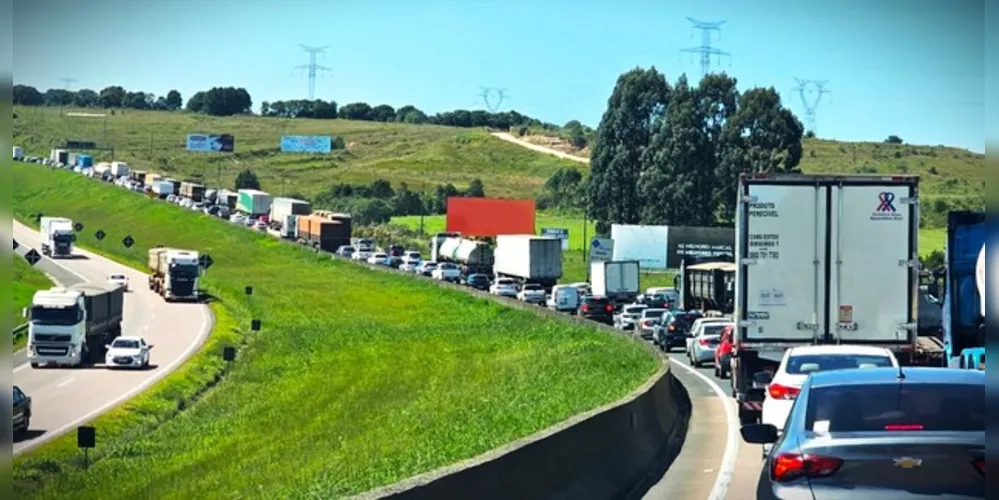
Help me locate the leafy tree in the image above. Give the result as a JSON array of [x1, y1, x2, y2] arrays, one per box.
[[165, 90, 183, 110], [123, 91, 150, 109], [391, 183, 425, 215], [395, 105, 428, 124], [369, 179, 395, 198], [98, 86, 126, 108], [539, 167, 585, 210], [73, 89, 99, 107], [234, 169, 261, 190], [885, 135, 903, 144], [43, 88, 74, 106], [369, 104, 396, 122], [465, 178, 485, 197], [332, 136, 346, 149], [338, 102, 373, 121], [13, 85, 43, 106]]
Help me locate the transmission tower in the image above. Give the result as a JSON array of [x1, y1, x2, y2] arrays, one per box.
[[58, 77, 78, 90], [479, 87, 509, 112], [679, 18, 730, 77], [792, 78, 832, 135], [295, 44, 332, 100]]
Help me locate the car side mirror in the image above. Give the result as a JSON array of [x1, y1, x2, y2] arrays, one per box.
[[740, 423, 779, 444], [104, 344, 111, 349], [752, 371, 773, 386]]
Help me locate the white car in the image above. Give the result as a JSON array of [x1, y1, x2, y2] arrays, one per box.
[[104, 336, 153, 369], [517, 283, 546, 304], [547, 285, 581, 312], [431, 262, 462, 282], [353, 248, 374, 261], [107, 273, 129, 291], [758, 344, 899, 454], [613, 303, 648, 330], [367, 253, 391, 266], [490, 278, 519, 297]]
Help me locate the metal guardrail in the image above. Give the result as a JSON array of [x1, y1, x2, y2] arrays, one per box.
[[13, 323, 28, 335]]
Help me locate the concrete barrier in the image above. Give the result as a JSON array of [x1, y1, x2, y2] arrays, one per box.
[[336, 260, 688, 500]]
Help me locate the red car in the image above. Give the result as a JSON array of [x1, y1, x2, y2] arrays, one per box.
[[714, 324, 735, 379]]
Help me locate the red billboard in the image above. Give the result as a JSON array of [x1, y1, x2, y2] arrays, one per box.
[[446, 197, 536, 237]]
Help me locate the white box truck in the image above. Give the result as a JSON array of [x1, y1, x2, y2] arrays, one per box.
[[590, 260, 640, 304], [730, 173, 921, 424], [494, 235, 563, 290], [40, 216, 76, 258], [151, 180, 174, 198]]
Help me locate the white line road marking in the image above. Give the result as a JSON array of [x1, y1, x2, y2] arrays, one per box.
[[55, 377, 75, 388], [670, 359, 739, 500]]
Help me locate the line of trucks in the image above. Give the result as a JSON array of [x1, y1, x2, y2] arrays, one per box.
[[671, 174, 986, 425], [429, 233, 565, 289]]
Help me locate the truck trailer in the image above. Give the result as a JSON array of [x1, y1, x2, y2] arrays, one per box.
[[494, 235, 563, 290], [935, 211, 986, 370], [237, 189, 273, 217], [151, 180, 174, 198], [729, 173, 929, 425], [296, 215, 351, 252], [27, 284, 124, 368], [148, 248, 201, 301], [39, 216, 76, 258], [180, 182, 206, 202], [436, 236, 495, 275], [590, 260, 640, 304], [679, 257, 736, 314]]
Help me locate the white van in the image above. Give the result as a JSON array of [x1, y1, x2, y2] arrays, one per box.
[[548, 285, 580, 313]]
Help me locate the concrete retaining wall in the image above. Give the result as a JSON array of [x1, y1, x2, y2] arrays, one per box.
[[335, 257, 688, 500]]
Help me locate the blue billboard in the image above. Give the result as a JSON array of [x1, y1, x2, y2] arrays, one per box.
[[280, 135, 332, 153]]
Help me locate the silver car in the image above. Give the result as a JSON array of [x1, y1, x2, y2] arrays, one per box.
[[741, 367, 984, 500], [685, 318, 733, 367], [613, 304, 648, 331]]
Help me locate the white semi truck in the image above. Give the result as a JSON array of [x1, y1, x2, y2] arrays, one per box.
[[27, 284, 124, 368], [39, 216, 76, 258], [148, 248, 201, 302], [729, 173, 932, 424], [590, 260, 640, 304]]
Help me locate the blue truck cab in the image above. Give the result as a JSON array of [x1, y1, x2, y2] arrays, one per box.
[[937, 211, 985, 370]]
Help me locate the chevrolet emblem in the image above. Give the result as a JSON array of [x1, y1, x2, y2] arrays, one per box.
[[893, 457, 923, 469]]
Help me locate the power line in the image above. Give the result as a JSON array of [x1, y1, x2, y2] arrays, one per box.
[[479, 87, 509, 112], [678, 17, 730, 77], [792, 78, 832, 135], [295, 44, 332, 100]]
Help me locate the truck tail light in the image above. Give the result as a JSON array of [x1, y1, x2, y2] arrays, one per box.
[[770, 453, 842, 483], [768, 383, 800, 400]]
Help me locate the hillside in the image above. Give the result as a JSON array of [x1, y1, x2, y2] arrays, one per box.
[[14, 106, 983, 228]]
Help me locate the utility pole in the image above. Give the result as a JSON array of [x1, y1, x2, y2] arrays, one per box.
[[296, 45, 332, 100], [792, 78, 832, 135], [679, 18, 730, 77]]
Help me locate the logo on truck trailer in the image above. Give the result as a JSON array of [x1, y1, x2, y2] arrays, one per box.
[[871, 191, 903, 221]]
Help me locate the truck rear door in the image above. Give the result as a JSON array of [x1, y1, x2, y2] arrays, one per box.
[[737, 179, 827, 343], [829, 181, 918, 345]]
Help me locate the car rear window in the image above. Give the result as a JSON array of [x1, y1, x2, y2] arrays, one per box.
[[785, 354, 894, 374], [701, 324, 729, 336], [805, 383, 984, 433]]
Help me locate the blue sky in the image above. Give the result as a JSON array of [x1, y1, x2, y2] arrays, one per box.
[[14, 0, 984, 152]]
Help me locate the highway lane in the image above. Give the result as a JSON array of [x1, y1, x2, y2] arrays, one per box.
[[640, 348, 764, 500], [11, 220, 214, 456]]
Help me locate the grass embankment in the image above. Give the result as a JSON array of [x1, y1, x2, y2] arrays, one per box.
[[13, 163, 659, 499], [13, 256, 54, 349], [13, 106, 581, 199]]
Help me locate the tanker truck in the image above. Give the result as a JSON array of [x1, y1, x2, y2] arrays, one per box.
[[26, 284, 124, 368], [148, 248, 201, 302], [436, 236, 495, 275]]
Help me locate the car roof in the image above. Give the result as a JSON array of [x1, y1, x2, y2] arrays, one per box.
[[787, 344, 894, 357], [808, 367, 984, 389]]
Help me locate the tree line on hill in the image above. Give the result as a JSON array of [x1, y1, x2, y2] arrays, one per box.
[[13, 83, 591, 143], [234, 169, 485, 226]]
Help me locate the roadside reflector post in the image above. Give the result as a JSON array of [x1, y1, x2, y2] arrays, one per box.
[[223, 346, 236, 366], [77, 426, 95, 470]]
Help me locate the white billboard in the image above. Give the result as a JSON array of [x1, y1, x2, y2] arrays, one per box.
[[611, 224, 669, 269]]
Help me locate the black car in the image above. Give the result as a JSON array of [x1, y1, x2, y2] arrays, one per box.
[[13, 385, 31, 434], [463, 273, 491, 291], [742, 367, 984, 500], [386, 244, 405, 257], [388, 256, 404, 269], [655, 311, 704, 351], [578, 296, 614, 324]]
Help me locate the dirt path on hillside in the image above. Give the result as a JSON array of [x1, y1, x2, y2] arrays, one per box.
[[490, 132, 590, 164]]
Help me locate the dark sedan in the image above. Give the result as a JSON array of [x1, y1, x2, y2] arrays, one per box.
[[578, 296, 615, 325], [463, 273, 491, 291], [741, 367, 984, 499], [13, 385, 31, 434], [654, 311, 703, 351]]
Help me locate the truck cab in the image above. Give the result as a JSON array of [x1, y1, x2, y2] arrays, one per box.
[[39, 216, 76, 258], [936, 211, 985, 370], [27, 285, 124, 367]]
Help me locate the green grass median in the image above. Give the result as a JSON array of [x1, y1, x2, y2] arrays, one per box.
[[13, 163, 658, 499], [13, 256, 54, 349]]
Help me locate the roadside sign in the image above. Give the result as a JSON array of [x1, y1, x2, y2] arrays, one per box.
[[541, 227, 569, 251], [589, 237, 614, 262]]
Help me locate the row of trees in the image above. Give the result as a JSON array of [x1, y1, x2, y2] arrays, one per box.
[[13, 84, 184, 111], [587, 68, 804, 230]]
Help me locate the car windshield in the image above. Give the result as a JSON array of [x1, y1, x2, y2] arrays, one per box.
[[523, 285, 541, 291], [643, 309, 667, 318], [30, 305, 82, 325], [805, 383, 984, 433], [13, 387, 24, 403], [407, 253, 421, 259], [113, 339, 140, 349], [498, 280, 515, 286], [624, 306, 646, 314], [110, 275, 125, 280], [786, 354, 894, 374]]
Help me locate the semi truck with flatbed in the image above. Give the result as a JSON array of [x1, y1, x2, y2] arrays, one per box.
[[27, 284, 124, 368], [728, 173, 940, 424], [148, 247, 201, 301], [39, 216, 76, 258]]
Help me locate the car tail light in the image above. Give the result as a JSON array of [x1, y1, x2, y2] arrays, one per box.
[[884, 424, 923, 431], [582, 305, 589, 312], [668, 324, 676, 331], [606, 304, 614, 312], [770, 453, 842, 483], [698, 337, 710, 346], [972, 459, 984, 475], [768, 383, 800, 400]]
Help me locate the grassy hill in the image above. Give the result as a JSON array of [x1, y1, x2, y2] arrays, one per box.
[[12, 256, 53, 348], [13, 106, 582, 199], [12, 164, 657, 498]]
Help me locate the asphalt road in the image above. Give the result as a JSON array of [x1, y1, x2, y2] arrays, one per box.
[[11, 219, 214, 456], [638, 346, 765, 500]]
